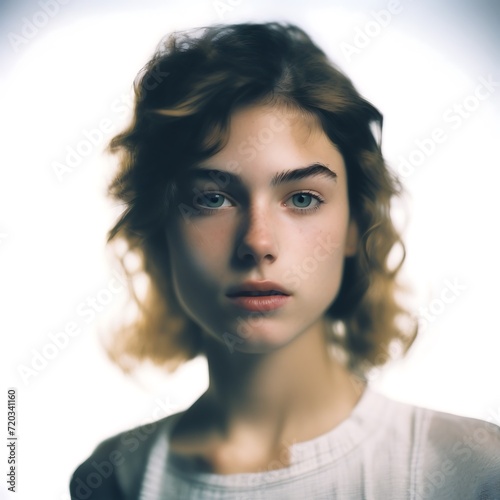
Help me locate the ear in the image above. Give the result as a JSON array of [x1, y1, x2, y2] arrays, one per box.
[[344, 219, 359, 257]]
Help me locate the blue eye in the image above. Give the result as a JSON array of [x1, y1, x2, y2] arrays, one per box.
[[202, 193, 225, 208], [291, 193, 314, 208], [285, 191, 325, 213], [194, 192, 233, 212]]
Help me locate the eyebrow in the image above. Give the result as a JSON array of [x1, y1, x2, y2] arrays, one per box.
[[185, 162, 337, 187], [270, 163, 337, 187]]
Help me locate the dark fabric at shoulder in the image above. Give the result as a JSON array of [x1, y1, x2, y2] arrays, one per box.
[[70, 433, 126, 500], [69, 415, 176, 500]]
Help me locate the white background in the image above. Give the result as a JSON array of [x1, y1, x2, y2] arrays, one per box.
[[1, 0, 499, 499]]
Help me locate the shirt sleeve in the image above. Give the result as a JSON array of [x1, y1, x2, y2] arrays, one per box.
[[69, 434, 126, 500], [417, 408, 500, 499], [69, 417, 172, 500]]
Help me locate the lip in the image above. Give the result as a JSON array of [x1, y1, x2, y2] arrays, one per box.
[[225, 281, 291, 313], [226, 280, 291, 297], [226, 295, 291, 312]]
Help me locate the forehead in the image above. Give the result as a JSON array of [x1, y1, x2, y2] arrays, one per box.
[[226, 103, 319, 143], [198, 103, 346, 181]]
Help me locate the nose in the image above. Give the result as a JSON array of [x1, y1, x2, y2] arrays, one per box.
[[236, 203, 278, 265]]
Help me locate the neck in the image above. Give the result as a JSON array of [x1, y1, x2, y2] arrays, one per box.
[[200, 318, 366, 448]]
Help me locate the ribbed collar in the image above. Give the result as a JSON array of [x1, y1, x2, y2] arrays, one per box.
[[162, 385, 390, 488]]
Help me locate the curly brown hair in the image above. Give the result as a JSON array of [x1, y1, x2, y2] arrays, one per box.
[[104, 22, 417, 375]]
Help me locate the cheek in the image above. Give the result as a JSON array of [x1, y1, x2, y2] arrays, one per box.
[[169, 221, 231, 277], [190, 224, 231, 263], [313, 232, 346, 274], [295, 209, 349, 262], [289, 222, 349, 294]]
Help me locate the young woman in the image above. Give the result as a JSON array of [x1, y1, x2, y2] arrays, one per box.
[[70, 22, 500, 499]]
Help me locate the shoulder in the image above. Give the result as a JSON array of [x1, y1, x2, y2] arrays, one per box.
[[364, 389, 500, 496], [69, 412, 182, 500], [379, 395, 500, 499], [417, 406, 500, 496]]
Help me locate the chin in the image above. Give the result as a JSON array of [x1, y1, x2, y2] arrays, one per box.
[[228, 331, 300, 354]]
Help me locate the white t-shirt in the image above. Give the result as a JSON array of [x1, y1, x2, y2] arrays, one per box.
[[70, 386, 500, 499]]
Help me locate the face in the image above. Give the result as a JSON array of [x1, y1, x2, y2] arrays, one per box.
[[166, 104, 358, 353]]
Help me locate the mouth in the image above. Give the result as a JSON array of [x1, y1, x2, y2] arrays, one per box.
[[227, 290, 287, 297], [225, 281, 291, 298], [225, 281, 291, 312]]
